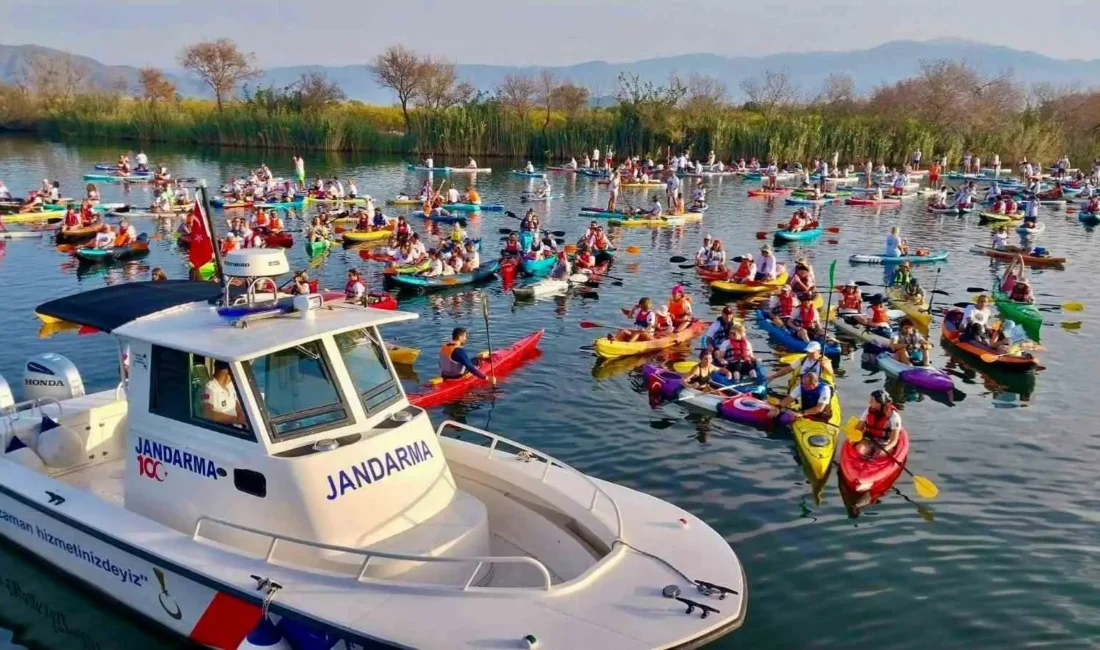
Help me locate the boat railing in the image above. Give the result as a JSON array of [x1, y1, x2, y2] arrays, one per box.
[[435, 420, 625, 539], [2, 395, 62, 424], [192, 516, 552, 591]]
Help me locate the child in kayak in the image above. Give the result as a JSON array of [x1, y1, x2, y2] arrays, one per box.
[[891, 318, 931, 367], [853, 390, 902, 456]]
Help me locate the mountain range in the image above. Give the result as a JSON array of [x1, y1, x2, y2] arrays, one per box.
[[3, 39, 1100, 104]]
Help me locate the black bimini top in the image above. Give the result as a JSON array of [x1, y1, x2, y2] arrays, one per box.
[[35, 281, 221, 333]]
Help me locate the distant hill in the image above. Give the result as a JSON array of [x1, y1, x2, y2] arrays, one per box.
[[3, 40, 1100, 103]]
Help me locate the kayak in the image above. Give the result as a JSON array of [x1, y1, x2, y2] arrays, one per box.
[[608, 213, 703, 227], [306, 239, 331, 257], [747, 188, 792, 197], [641, 363, 768, 400], [832, 314, 893, 348], [774, 226, 823, 242], [876, 352, 954, 393], [261, 232, 294, 248], [82, 173, 153, 183], [93, 164, 151, 174], [978, 211, 1022, 224], [968, 245, 1066, 268], [511, 170, 546, 178], [755, 310, 843, 357], [695, 266, 730, 283], [845, 197, 901, 206], [940, 308, 1039, 371], [383, 260, 432, 276], [1016, 222, 1045, 237], [519, 255, 557, 277], [520, 194, 565, 202], [385, 197, 425, 206], [386, 344, 419, 365], [443, 202, 504, 212], [927, 205, 973, 215], [255, 198, 305, 211], [784, 197, 835, 206], [886, 287, 931, 332], [1, 212, 62, 224], [74, 241, 149, 264], [405, 164, 492, 173], [56, 226, 101, 242], [365, 292, 399, 310], [341, 227, 394, 243], [641, 366, 775, 427], [1078, 212, 1100, 224], [710, 271, 789, 296], [389, 260, 500, 292], [992, 288, 1043, 341], [839, 428, 910, 499], [790, 391, 842, 481], [593, 320, 708, 359], [407, 330, 543, 409], [304, 196, 368, 205], [412, 210, 467, 224], [849, 250, 948, 265]]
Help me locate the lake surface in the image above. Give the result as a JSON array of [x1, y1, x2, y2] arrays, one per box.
[[0, 136, 1098, 648]]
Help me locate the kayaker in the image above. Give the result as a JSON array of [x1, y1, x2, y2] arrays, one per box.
[[853, 390, 901, 456], [394, 215, 411, 239], [755, 244, 779, 281], [646, 196, 663, 217], [308, 217, 330, 243], [715, 323, 758, 383], [793, 291, 824, 342], [463, 241, 481, 272], [114, 220, 136, 246], [151, 267, 168, 282], [853, 296, 893, 337], [765, 341, 835, 388], [62, 205, 80, 230], [668, 286, 694, 332], [619, 297, 656, 343], [885, 225, 908, 258], [85, 183, 100, 203], [344, 269, 366, 301], [446, 185, 461, 204], [690, 183, 707, 210], [449, 222, 466, 245], [787, 209, 807, 233], [732, 254, 756, 282], [961, 294, 994, 343], [18, 191, 43, 213], [770, 284, 799, 326], [91, 224, 114, 250], [703, 307, 736, 351], [501, 233, 522, 257], [423, 250, 444, 278], [574, 245, 596, 271], [891, 318, 931, 367], [79, 200, 97, 227], [769, 372, 833, 422], [839, 281, 862, 313], [991, 227, 1009, 250], [685, 351, 720, 390], [904, 278, 925, 304], [524, 161, 535, 174], [891, 261, 914, 289], [467, 158, 479, 169], [440, 328, 495, 385], [464, 186, 481, 204], [652, 306, 675, 336], [788, 261, 815, 300], [0, 181, 10, 200], [705, 240, 727, 272], [694, 235, 713, 267]]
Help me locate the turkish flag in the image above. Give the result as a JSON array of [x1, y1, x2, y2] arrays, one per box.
[[188, 199, 214, 272]]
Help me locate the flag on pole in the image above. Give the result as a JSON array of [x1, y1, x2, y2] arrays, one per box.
[[188, 200, 214, 273]]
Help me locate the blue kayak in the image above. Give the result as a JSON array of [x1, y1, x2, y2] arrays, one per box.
[[849, 249, 949, 265], [709, 362, 769, 398], [511, 170, 547, 178], [520, 255, 556, 277], [390, 260, 500, 291], [774, 226, 824, 242], [443, 202, 504, 212], [755, 309, 842, 357], [521, 193, 564, 202], [93, 164, 151, 174], [412, 210, 467, 224]]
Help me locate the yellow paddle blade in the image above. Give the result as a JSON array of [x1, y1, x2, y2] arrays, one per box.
[[779, 353, 806, 366], [428, 377, 443, 386], [912, 475, 940, 499], [1064, 302, 1084, 311], [1062, 321, 1082, 330], [672, 361, 698, 374], [979, 352, 1000, 364], [766, 395, 782, 406], [844, 417, 863, 443], [626, 245, 640, 254]]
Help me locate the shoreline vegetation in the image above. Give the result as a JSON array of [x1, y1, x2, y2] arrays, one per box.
[[0, 40, 1095, 166]]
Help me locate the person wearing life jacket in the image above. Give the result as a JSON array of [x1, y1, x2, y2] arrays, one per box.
[[770, 284, 799, 326], [854, 390, 901, 456], [1004, 196, 1017, 215], [839, 280, 862, 313], [732, 253, 756, 282], [1009, 277, 1034, 304], [253, 209, 270, 230], [63, 205, 80, 230], [79, 200, 97, 227], [787, 209, 807, 233], [715, 323, 758, 382], [766, 341, 835, 389], [573, 245, 596, 272], [393, 216, 411, 240], [355, 210, 372, 231], [616, 297, 657, 343], [853, 297, 893, 337], [793, 291, 823, 341], [440, 327, 494, 384], [591, 226, 612, 253], [694, 234, 713, 267], [464, 186, 481, 205], [891, 318, 931, 367], [891, 261, 913, 290], [344, 269, 366, 301], [788, 262, 815, 300], [703, 306, 736, 350], [501, 232, 522, 257], [113, 220, 136, 247], [769, 371, 833, 422], [652, 305, 675, 336], [667, 285, 694, 331]]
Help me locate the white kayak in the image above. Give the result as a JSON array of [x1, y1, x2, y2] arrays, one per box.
[[832, 313, 894, 348], [512, 277, 569, 299]]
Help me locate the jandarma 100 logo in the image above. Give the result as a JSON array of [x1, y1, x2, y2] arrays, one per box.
[[134, 437, 227, 481]]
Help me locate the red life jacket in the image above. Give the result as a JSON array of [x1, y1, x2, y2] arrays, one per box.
[[788, 216, 803, 230], [871, 303, 889, 325], [839, 290, 861, 310], [798, 303, 817, 326], [503, 241, 521, 254], [634, 308, 653, 328], [863, 404, 896, 439], [735, 259, 752, 279], [576, 252, 594, 267], [345, 279, 364, 299], [64, 210, 79, 227], [396, 222, 410, 235], [777, 293, 796, 317], [724, 336, 750, 362], [654, 313, 673, 330], [1010, 285, 1029, 301]]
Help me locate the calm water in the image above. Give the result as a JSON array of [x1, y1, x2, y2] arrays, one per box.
[[0, 136, 1099, 648]]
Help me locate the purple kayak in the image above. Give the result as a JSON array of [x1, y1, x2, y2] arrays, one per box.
[[877, 352, 954, 393], [643, 364, 788, 429]]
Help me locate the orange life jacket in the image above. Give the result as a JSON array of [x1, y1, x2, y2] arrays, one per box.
[[270, 216, 283, 231], [863, 404, 896, 439], [669, 296, 691, 321], [871, 303, 890, 325]]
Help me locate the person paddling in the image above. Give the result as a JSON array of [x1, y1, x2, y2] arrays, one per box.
[[769, 372, 833, 422], [766, 341, 835, 388], [853, 390, 901, 456], [440, 327, 495, 385]]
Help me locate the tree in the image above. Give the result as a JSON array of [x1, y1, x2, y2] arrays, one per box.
[[679, 74, 727, 118], [497, 74, 538, 122], [550, 82, 590, 118], [534, 70, 559, 136], [370, 45, 425, 129], [740, 69, 799, 117], [178, 39, 260, 112], [137, 67, 177, 105], [816, 73, 857, 111], [416, 59, 474, 110], [292, 71, 345, 112], [15, 53, 90, 110]]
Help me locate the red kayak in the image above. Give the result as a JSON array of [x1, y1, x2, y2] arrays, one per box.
[[839, 428, 910, 499], [846, 197, 901, 206], [365, 292, 398, 310], [408, 330, 544, 409], [262, 231, 294, 248], [695, 265, 731, 283]]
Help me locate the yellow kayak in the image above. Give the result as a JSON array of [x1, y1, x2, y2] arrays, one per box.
[[790, 391, 842, 481], [608, 212, 703, 227], [342, 227, 394, 243], [3, 212, 63, 224], [385, 198, 424, 206], [887, 287, 931, 333], [593, 321, 708, 359], [711, 271, 790, 296], [387, 344, 420, 365], [305, 196, 368, 205]]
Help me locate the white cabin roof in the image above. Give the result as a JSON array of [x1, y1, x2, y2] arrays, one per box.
[[114, 300, 418, 361]]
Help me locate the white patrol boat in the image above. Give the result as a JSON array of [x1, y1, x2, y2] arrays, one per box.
[[0, 248, 747, 649]]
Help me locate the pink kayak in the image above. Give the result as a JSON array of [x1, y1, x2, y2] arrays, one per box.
[[846, 197, 901, 206], [717, 394, 784, 428], [839, 428, 910, 499]]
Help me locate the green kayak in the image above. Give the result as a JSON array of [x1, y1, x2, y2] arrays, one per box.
[[306, 239, 331, 258], [992, 288, 1043, 341]]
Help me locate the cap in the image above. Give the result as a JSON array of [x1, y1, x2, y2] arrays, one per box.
[[704, 234, 712, 240], [805, 341, 822, 353], [780, 284, 792, 291], [744, 253, 754, 261], [672, 285, 685, 295], [761, 244, 773, 252], [656, 305, 670, 316], [846, 280, 857, 287]]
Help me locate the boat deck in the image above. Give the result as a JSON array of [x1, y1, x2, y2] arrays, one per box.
[[55, 458, 125, 507]]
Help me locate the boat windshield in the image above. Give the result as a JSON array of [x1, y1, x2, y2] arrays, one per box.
[[332, 327, 402, 415], [244, 340, 350, 440]]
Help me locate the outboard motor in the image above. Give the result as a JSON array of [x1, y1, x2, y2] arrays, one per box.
[[23, 353, 85, 402]]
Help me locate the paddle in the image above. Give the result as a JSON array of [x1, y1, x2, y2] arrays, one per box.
[[669, 255, 688, 264], [924, 268, 942, 315], [774, 222, 840, 233], [967, 291, 1083, 312], [578, 320, 617, 330], [843, 417, 939, 499], [481, 294, 497, 385]]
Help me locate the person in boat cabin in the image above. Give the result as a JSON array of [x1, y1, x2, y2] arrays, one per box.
[[713, 323, 758, 383], [891, 318, 931, 367], [853, 390, 901, 456], [667, 285, 693, 332], [769, 372, 833, 422], [838, 281, 862, 313], [200, 361, 246, 426]]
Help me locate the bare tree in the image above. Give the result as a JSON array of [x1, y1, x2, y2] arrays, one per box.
[[179, 39, 260, 111], [817, 73, 857, 109], [497, 74, 538, 122], [534, 70, 560, 136], [680, 73, 727, 117], [137, 67, 177, 105], [293, 71, 345, 112], [370, 45, 426, 128], [740, 69, 799, 117], [416, 59, 473, 110], [15, 53, 91, 109], [550, 81, 590, 118]]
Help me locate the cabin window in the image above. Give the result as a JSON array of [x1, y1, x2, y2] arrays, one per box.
[[148, 346, 254, 441], [244, 340, 349, 441], [333, 328, 402, 414]]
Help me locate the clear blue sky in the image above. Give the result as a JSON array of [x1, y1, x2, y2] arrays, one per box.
[[2, 0, 1099, 68]]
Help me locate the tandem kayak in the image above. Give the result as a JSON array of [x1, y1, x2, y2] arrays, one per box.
[[74, 240, 149, 264], [82, 173, 154, 183], [755, 309, 843, 357], [407, 330, 543, 409], [876, 352, 955, 393], [941, 308, 1039, 371], [968, 245, 1066, 268], [710, 271, 789, 296], [992, 288, 1043, 341], [839, 428, 910, 499], [790, 392, 842, 481], [641, 366, 776, 427], [886, 287, 931, 333], [849, 250, 948, 265], [774, 226, 823, 242], [978, 211, 1022, 224], [608, 212, 703, 227], [411, 210, 467, 224], [641, 363, 768, 401], [389, 260, 500, 292], [593, 321, 708, 359]]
